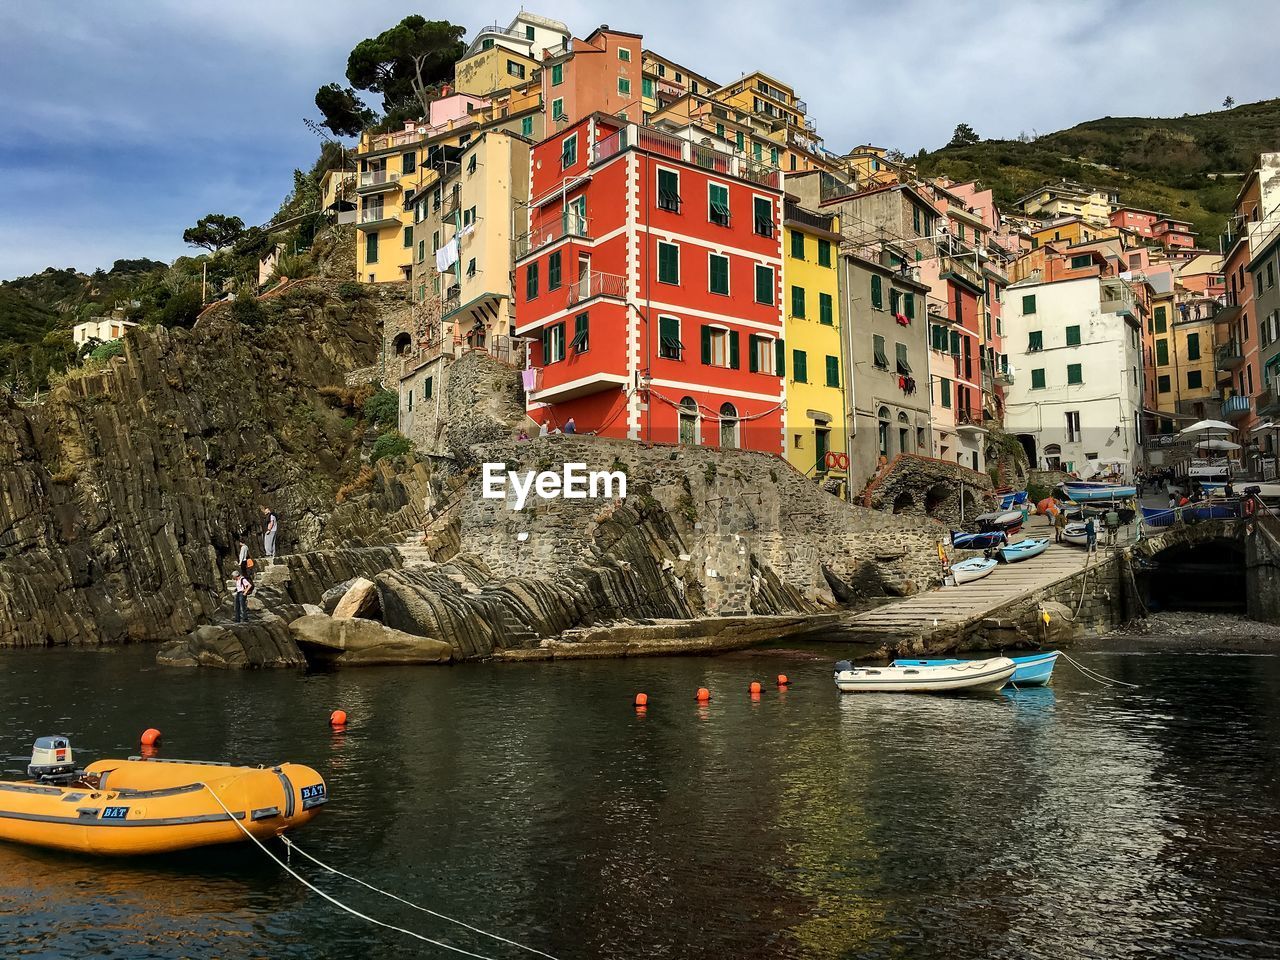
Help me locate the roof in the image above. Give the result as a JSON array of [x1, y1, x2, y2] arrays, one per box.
[[1175, 253, 1223, 276]]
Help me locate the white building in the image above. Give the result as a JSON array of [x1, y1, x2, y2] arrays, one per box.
[[1003, 273, 1145, 476], [464, 12, 570, 61], [73, 317, 137, 347]]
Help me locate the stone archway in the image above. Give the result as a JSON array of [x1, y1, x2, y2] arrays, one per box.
[[392, 332, 412, 356], [1017, 433, 1037, 466], [924, 482, 951, 516], [892, 491, 914, 514]]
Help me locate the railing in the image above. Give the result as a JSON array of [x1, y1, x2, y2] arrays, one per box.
[[939, 252, 982, 290], [359, 206, 396, 224], [1257, 388, 1278, 415], [656, 78, 684, 97], [514, 214, 591, 260], [1215, 342, 1244, 369], [784, 203, 834, 233], [794, 99, 808, 113], [473, 23, 527, 41], [1100, 296, 1137, 317], [591, 124, 781, 188], [1223, 393, 1251, 417], [359, 169, 401, 188], [567, 270, 626, 304]]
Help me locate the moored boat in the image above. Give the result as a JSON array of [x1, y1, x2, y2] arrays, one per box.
[[833, 657, 1016, 694], [951, 530, 1007, 550], [1061, 521, 1090, 546], [1201, 481, 1280, 498], [1061, 482, 1137, 502], [997, 537, 1050, 562], [974, 510, 1024, 533], [891, 651, 1060, 687], [947, 557, 998, 585], [0, 738, 327, 856], [998, 491, 1029, 510]]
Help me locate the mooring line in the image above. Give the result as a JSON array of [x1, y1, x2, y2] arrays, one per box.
[[1057, 650, 1139, 688], [199, 785, 503, 960], [281, 836, 563, 960]]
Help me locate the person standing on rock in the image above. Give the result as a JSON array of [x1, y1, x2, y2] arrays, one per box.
[[261, 505, 278, 561], [236, 535, 251, 578], [233, 572, 253, 623]]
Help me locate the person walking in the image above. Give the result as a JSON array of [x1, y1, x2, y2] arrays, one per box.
[[261, 505, 278, 561], [1054, 508, 1067, 544], [236, 535, 251, 578], [1085, 516, 1097, 553], [233, 572, 253, 624]]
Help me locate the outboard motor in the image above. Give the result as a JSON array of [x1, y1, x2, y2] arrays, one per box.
[[833, 660, 853, 675], [28, 736, 77, 784]]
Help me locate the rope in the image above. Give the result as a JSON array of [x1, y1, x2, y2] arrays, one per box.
[[281, 837, 562, 960], [1057, 650, 1139, 689], [198, 785, 502, 960]]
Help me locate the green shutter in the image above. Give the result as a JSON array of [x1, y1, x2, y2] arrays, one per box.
[[659, 243, 679, 283], [572, 313, 589, 352], [728, 330, 740, 369], [791, 285, 805, 318], [940, 379, 951, 407], [949, 330, 961, 356], [1031, 368, 1045, 389], [826, 355, 839, 387], [1155, 306, 1167, 333], [548, 251, 562, 290], [748, 334, 760, 373], [1156, 339, 1169, 365], [817, 238, 831, 267], [793, 349, 807, 383], [700, 324, 712, 365], [540, 325, 550, 363], [791, 230, 805, 259], [870, 274, 883, 309], [755, 265, 772, 303], [775, 338, 785, 376], [1186, 332, 1200, 360], [521, 116, 533, 136], [404, 225, 413, 248], [1066, 325, 1080, 346], [819, 292, 833, 325], [1028, 330, 1042, 351], [1022, 294, 1036, 314], [1067, 363, 1083, 385], [551, 63, 563, 85], [904, 293, 915, 319], [526, 263, 539, 299], [709, 254, 729, 295]]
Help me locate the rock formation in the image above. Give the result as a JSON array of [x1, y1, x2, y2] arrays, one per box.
[[289, 613, 452, 666]]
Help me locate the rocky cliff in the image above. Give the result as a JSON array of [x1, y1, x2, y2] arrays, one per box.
[[0, 281, 408, 646]]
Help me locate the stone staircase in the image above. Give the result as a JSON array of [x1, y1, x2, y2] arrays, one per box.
[[396, 531, 435, 567]]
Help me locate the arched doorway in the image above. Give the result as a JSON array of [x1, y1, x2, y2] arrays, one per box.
[[877, 406, 890, 458], [392, 332, 412, 356], [924, 482, 950, 516], [719, 402, 739, 449], [1017, 433, 1037, 466], [679, 397, 699, 445], [898, 412, 911, 454], [1044, 442, 1062, 471], [892, 491, 913, 514]]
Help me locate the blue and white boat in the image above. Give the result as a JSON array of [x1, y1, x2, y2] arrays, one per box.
[[892, 651, 1060, 687], [997, 537, 1050, 563], [946, 557, 998, 586], [1061, 481, 1136, 503], [998, 491, 1029, 510], [951, 530, 1007, 550]]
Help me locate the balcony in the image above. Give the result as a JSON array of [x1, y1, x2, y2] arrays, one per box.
[[566, 270, 626, 306], [939, 252, 983, 293], [1258, 388, 1280, 416], [783, 203, 836, 235], [1215, 341, 1245, 371], [592, 124, 781, 189], [1100, 296, 1137, 318], [514, 214, 591, 260], [357, 169, 403, 195], [355, 206, 402, 231], [794, 98, 808, 114], [1222, 393, 1251, 419]]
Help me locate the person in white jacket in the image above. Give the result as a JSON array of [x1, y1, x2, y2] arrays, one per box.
[[260, 505, 278, 560]]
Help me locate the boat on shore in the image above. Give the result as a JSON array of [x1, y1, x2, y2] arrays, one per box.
[[833, 657, 1016, 694], [892, 651, 1060, 687], [974, 510, 1024, 534], [997, 537, 1050, 563], [998, 491, 1029, 510], [1061, 521, 1090, 546], [947, 557, 998, 585], [950, 530, 1007, 550], [1200, 481, 1280, 499], [1061, 481, 1137, 503], [0, 738, 327, 856]]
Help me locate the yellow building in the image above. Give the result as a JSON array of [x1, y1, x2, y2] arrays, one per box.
[[1028, 216, 1118, 249], [843, 144, 907, 187], [782, 203, 847, 483], [454, 46, 538, 97], [1017, 181, 1118, 227], [639, 50, 716, 121], [705, 71, 828, 173], [1156, 293, 1218, 421]]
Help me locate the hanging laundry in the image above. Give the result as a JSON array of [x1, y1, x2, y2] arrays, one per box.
[[459, 224, 476, 240], [435, 238, 460, 273], [895, 312, 910, 326], [898, 375, 906, 390], [521, 367, 538, 392]]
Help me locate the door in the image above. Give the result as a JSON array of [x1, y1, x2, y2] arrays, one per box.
[[815, 428, 830, 474]]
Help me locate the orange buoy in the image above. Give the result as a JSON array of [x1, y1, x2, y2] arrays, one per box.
[[749, 681, 762, 695], [695, 687, 711, 702], [634, 693, 649, 708], [329, 710, 347, 727], [777, 674, 790, 686], [140, 728, 162, 747]]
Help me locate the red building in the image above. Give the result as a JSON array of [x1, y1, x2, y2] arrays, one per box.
[[514, 114, 785, 451]]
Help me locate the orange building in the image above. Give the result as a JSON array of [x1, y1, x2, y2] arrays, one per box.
[[540, 26, 643, 129]]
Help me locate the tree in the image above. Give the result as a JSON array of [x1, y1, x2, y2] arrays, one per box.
[[315, 83, 376, 138], [182, 214, 246, 252], [947, 123, 980, 148], [1222, 96, 1235, 109], [343, 16, 466, 117]]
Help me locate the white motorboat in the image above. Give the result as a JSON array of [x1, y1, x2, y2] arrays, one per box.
[[833, 656, 1016, 694]]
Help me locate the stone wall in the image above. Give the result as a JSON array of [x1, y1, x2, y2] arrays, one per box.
[[861, 453, 996, 527], [401, 349, 527, 459], [1246, 518, 1280, 623]]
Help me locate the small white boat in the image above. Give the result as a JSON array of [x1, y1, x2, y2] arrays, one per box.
[[1061, 522, 1090, 546], [1062, 482, 1136, 503], [947, 557, 998, 585], [833, 657, 1016, 694]]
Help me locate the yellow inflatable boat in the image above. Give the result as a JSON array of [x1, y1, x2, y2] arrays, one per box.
[[0, 737, 327, 856]]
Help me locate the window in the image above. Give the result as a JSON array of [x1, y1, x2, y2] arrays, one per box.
[[642, 77, 654, 98], [551, 64, 563, 86], [872, 334, 888, 370], [793, 349, 808, 382], [753, 197, 773, 236], [403, 225, 414, 248], [1022, 294, 1036, 314], [931, 324, 948, 352], [790, 230, 805, 259], [895, 342, 911, 375], [1187, 370, 1203, 389], [521, 116, 534, 137], [548, 251, 562, 290], [1156, 339, 1168, 365], [754, 264, 774, 304], [826, 355, 840, 387], [507, 60, 526, 79], [949, 329, 961, 357], [618, 46, 631, 61], [466, 258, 476, 278], [540, 322, 566, 363], [903, 292, 916, 320], [708, 253, 729, 295], [890, 289, 901, 315], [791, 285, 806, 318], [561, 134, 577, 168], [870, 274, 883, 309], [658, 242, 680, 284], [525, 24, 535, 39], [417, 239, 425, 263], [1067, 363, 1083, 385], [425, 375, 434, 399], [467, 154, 477, 175], [748, 334, 774, 373], [817, 238, 831, 267], [1031, 368, 1046, 389], [1066, 325, 1081, 346], [463, 206, 476, 227], [1028, 330, 1043, 351], [365, 231, 378, 264], [551, 98, 565, 120], [1065, 411, 1080, 442], [736, 131, 745, 152], [618, 77, 631, 96], [1070, 254, 1091, 269], [1154, 306, 1167, 333], [819, 292, 833, 326], [526, 262, 539, 300], [913, 206, 922, 235], [939, 378, 951, 408], [709, 183, 730, 226], [1157, 374, 1171, 393], [700, 325, 738, 368], [656, 63, 666, 77], [571, 313, 589, 352], [659, 316, 683, 359], [770, 146, 779, 166], [402, 152, 416, 175]]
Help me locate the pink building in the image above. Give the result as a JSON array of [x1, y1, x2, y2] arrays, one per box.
[[1153, 217, 1196, 251], [1109, 206, 1159, 238]]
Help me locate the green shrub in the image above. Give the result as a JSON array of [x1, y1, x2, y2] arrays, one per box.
[[370, 430, 411, 464], [230, 296, 266, 327], [89, 340, 125, 362], [156, 288, 203, 328], [337, 281, 368, 301], [271, 253, 316, 283], [363, 388, 399, 427]]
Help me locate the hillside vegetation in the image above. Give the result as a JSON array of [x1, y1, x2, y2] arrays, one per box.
[[917, 98, 1280, 241]]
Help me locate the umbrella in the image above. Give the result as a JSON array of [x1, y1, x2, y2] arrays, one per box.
[[1195, 439, 1241, 451], [1179, 419, 1237, 434]]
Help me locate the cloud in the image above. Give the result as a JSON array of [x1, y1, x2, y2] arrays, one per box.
[[0, 0, 1273, 279]]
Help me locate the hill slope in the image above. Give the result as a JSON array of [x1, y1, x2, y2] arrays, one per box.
[[917, 98, 1280, 241]]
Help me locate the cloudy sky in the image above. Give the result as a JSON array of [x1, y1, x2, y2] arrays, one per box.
[[0, 0, 1273, 280]]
